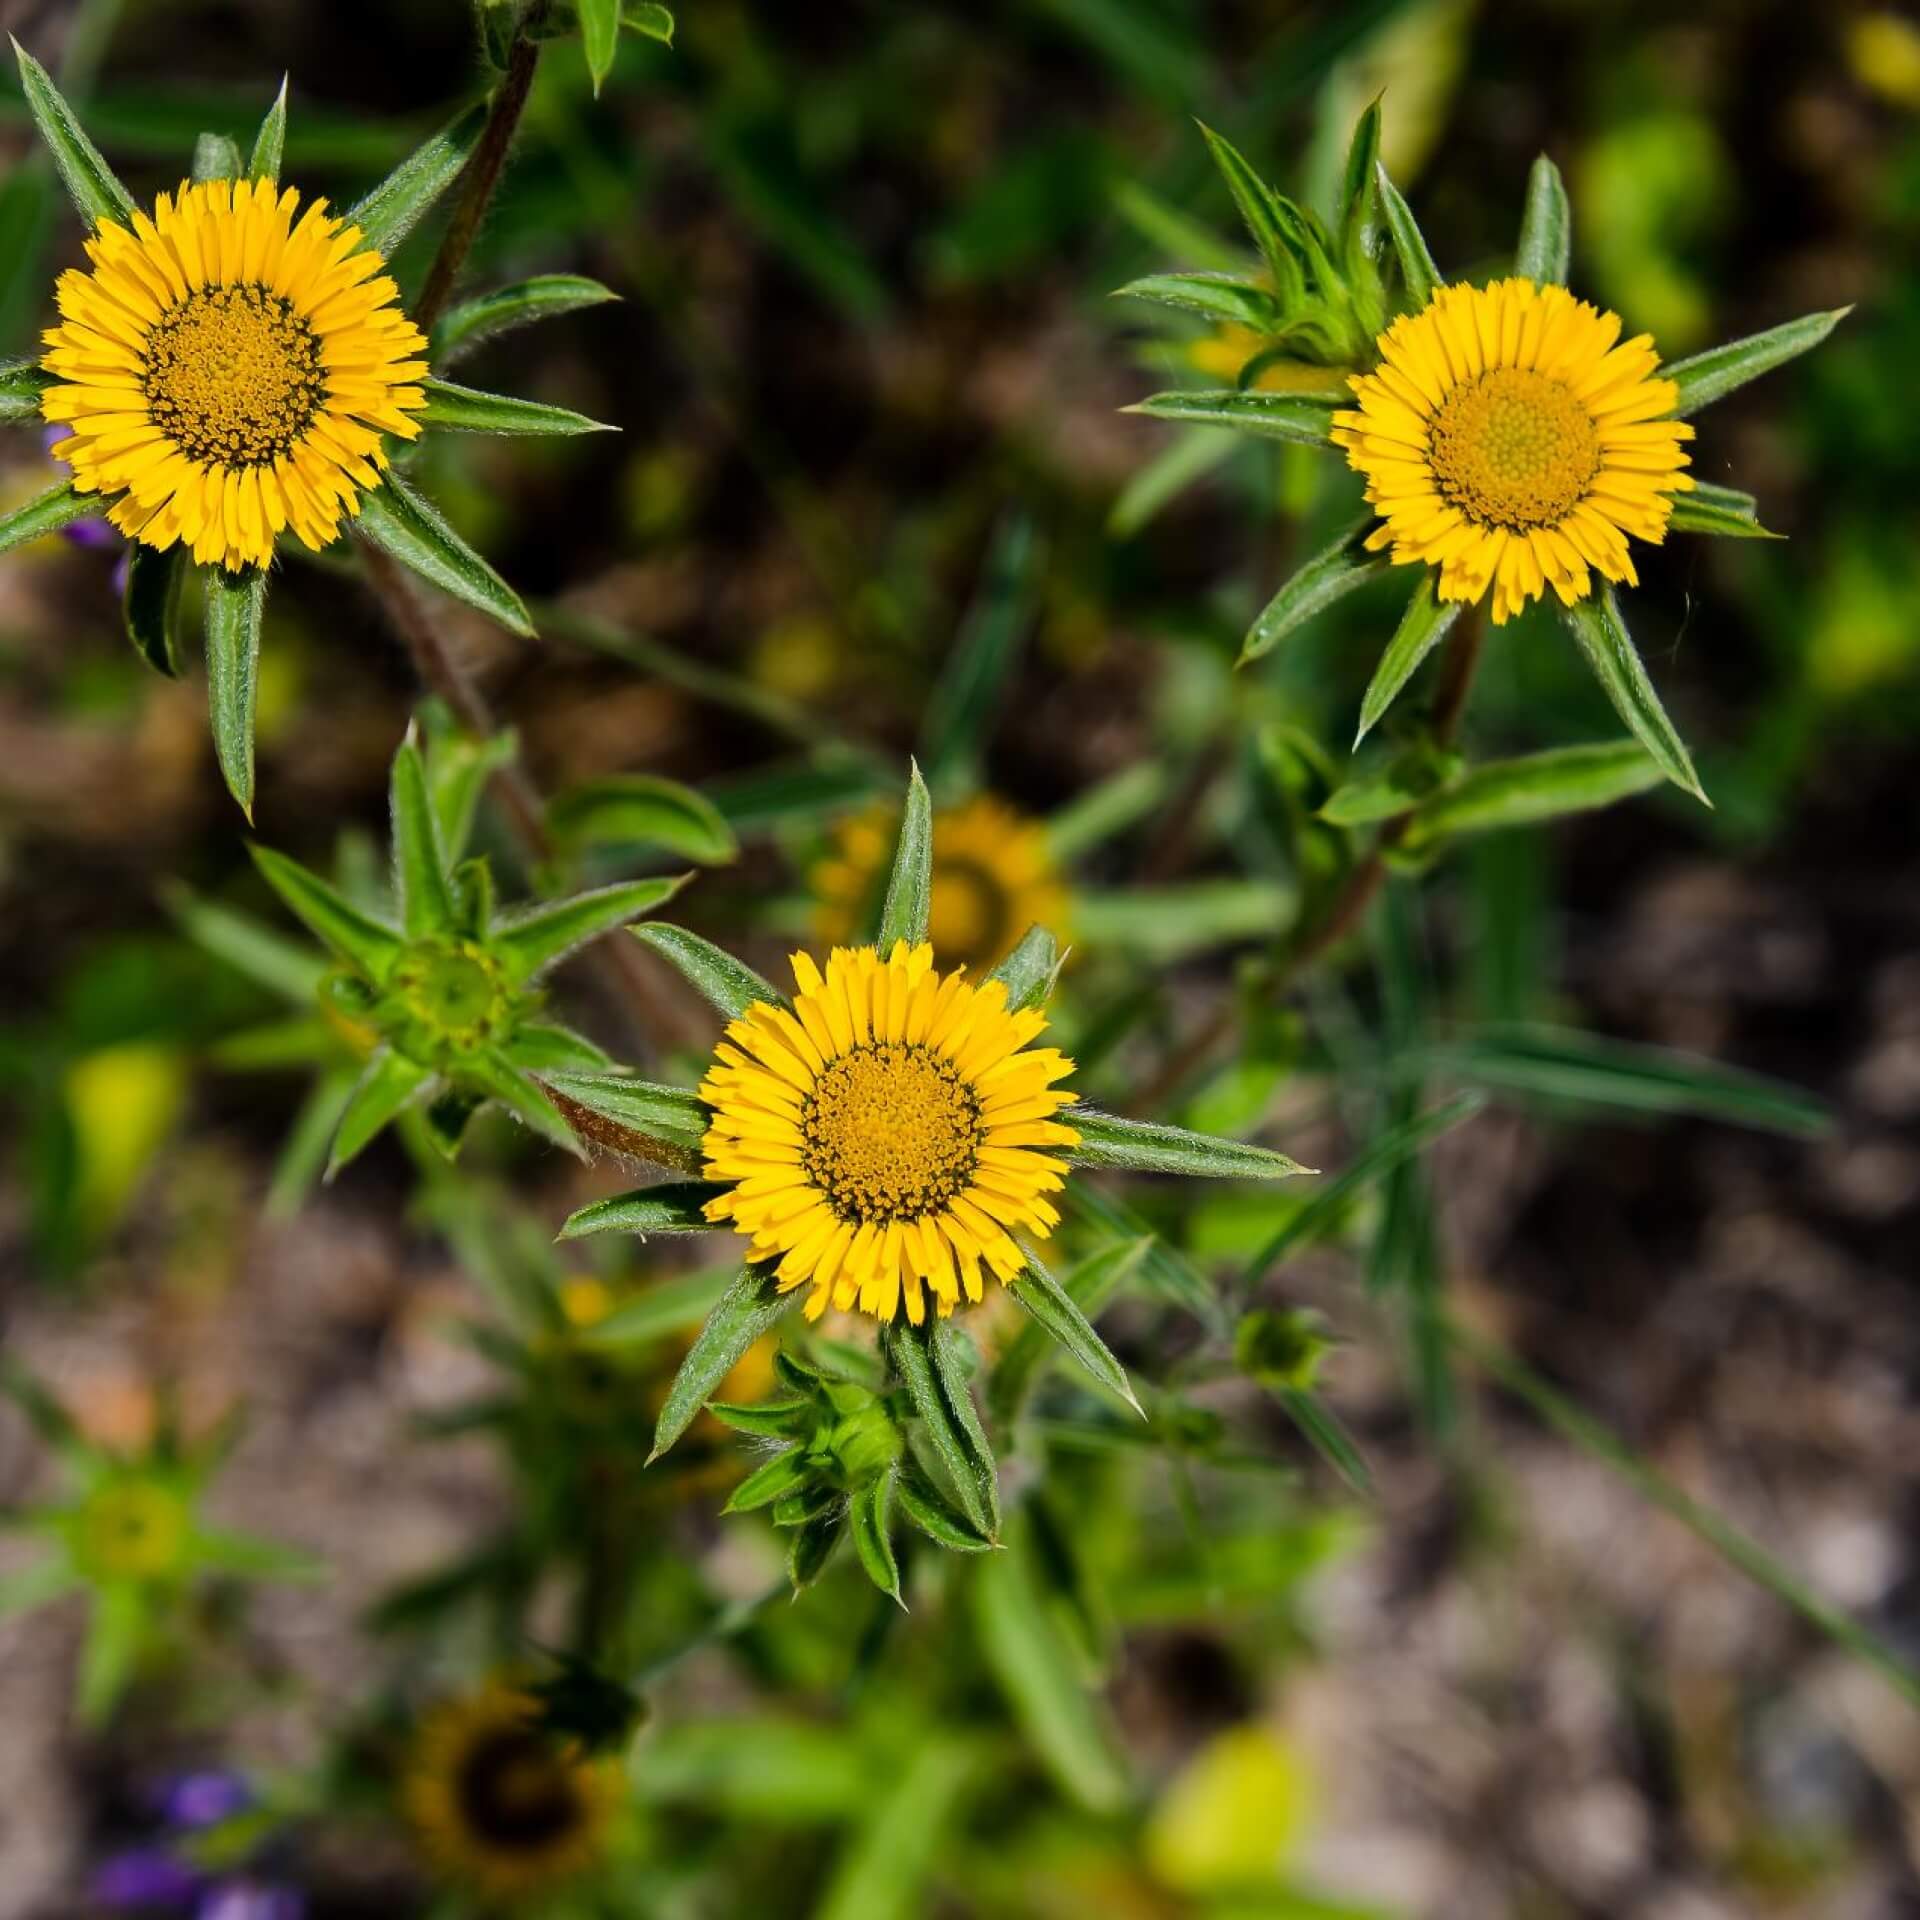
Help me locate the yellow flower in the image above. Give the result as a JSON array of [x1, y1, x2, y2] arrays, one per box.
[[402, 1682, 624, 1906], [699, 941, 1079, 1325], [1185, 325, 1354, 397], [40, 177, 427, 572], [1331, 277, 1694, 625], [813, 794, 1070, 975]]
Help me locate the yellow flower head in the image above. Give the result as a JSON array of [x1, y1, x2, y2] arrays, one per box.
[[40, 177, 428, 572], [813, 794, 1070, 975], [700, 941, 1079, 1325], [402, 1682, 623, 1906], [1331, 278, 1694, 625]]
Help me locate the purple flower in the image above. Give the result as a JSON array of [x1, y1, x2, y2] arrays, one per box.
[[197, 1884, 304, 1920], [161, 1772, 254, 1832], [92, 1848, 202, 1909]]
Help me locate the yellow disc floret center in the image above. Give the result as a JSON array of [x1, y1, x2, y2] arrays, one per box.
[[801, 1042, 983, 1225], [142, 283, 326, 469], [1427, 367, 1600, 532]]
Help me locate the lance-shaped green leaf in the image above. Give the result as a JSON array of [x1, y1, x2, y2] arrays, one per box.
[[434, 274, 619, 365], [651, 1265, 800, 1461], [1111, 272, 1282, 330], [1355, 578, 1459, 746], [896, 1460, 993, 1552], [705, 1393, 809, 1439], [574, 1265, 735, 1347], [580, 0, 621, 91], [1665, 480, 1780, 539], [166, 887, 329, 1003], [630, 922, 781, 1019], [559, 1180, 727, 1240], [0, 480, 96, 557], [250, 77, 287, 182], [464, 1051, 585, 1159], [415, 377, 616, 437], [122, 544, 186, 677], [347, 99, 487, 255], [500, 1024, 610, 1072], [1400, 741, 1661, 849], [625, 2, 675, 43], [1665, 309, 1849, 418], [1195, 123, 1301, 304], [921, 511, 1038, 792], [1240, 515, 1382, 665], [1377, 160, 1440, 310], [992, 1238, 1151, 1425], [1107, 426, 1236, 538], [491, 874, 686, 981], [354, 470, 533, 637], [327, 1047, 434, 1177], [722, 1445, 810, 1515], [191, 131, 242, 183], [205, 566, 267, 819], [1010, 1249, 1140, 1415], [548, 775, 738, 865], [537, 1069, 709, 1170], [1125, 388, 1339, 446], [848, 1473, 902, 1602], [420, 710, 516, 858], [248, 845, 404, 981], [0, 356, 50, 423], [1065, 1109, 1308, 1179], [11, 41, 135, 230], [875, 761, 932, 950], [1560, 590, 1707, 804], [884, 1321, 998, 1540], [389, 734, 458, 935], [76, 1584, 146, 1727], [1274, 1387, 1372, 1495], [1514, 153, 1571, 286], [983, 925, 1061, 1013], [1339, 101, 1382, 251]]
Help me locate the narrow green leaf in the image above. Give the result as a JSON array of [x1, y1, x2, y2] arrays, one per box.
[[433, 274, 619, 365], [191, 131, 242, 183], [548, 775, 738, 865], [1195, 123, 1299, 298], [389, 734, 458, 936], [1514, 153, 1571, 286], [1066, 1109, 1309, 1179], [576, 1264, 735, 1345], [536, 1069, 709, 1170], [558, 1180, 727, 1239], [848, 1473, 902, 1601], [1319, 744, 1458, 826], [248, 844, 404, 981], [266, 1069, 359, 1217], [706, 1396, 809, 1439], [875, 761, 933, 950], [991, 1238, 1152, 1424], [1338, 101, 1382, 246], [327, 1048, 434, 1176], [499, 1023, 610, 1072], [122, 543, 186, 677], [895, 1461, 993, 1551], [0, 479, 95, 557], [1274, 1386, 1373, 1495], [1240, 515, 1381, 665], [1559, 589, 1706, 803], [580, 0, 620, 92], [814, 1739, 973, 1920], [1010, 1250, 1140, 1415], [464, 1051, 584, 1158], [0, 356, 50, 423], [1106, 426, 1236, 538], [1112, 272, 1282, 329], [1126, 388, 1339, 446], [347, 99, 487, 256], [204, 566, 267, 819], [624, 3, 675, 45], [920, 513, 1038, 791], [1355, 578, 1459, 746], [1402, 742, 1661, 848], [416, 376, 615, 437], [1665, 479, 1780, 539], [983, 925, 1061, 1013], [723, 1446, 809, 1515], [11, 40, 135, 229], [492, 874, 686, 981], [630, 922, 780, 1020], [166, 886, 329, 1003], [419, 708, 517, 861], [1665, 309, 1849, 418], [652, 1265, 800, 1461], [250, 77, 287, 181], [353, 470, 533, 638], [76, 1584, 145, 1727], [192, 1527, 323, 1581], [885, 1322, 998, 1540], [1377, 159, 1440, 309]]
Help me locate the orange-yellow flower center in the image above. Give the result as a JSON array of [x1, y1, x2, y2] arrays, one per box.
[[1427, 367, 1600, 532], [143, 282, 326, 469], [800, 1042, 983, 1224]]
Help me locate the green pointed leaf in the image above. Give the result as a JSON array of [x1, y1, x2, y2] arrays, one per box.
[[1125, 388, 1339, 446], [327, 1047, 434, 1176], [920, 512, 1038, 792], [433, 273, 619, 365], [574, 1265, 735, 1346], [1319, 744, 1459, 827], [1401, 742, 1661, 849], [76, 1584, 146, 1727], [548, 775, 738, 865], [122, 543, 186, 677], [353, 470, 533, 637], [706, 1395, 810, 1439], [1355, 577, 1459, 746], [347, 99, 487, 256], [624, 2, 675, 43], [1377, 159, 1440, 309], [464, 1051, 585, 1158], [249, 844, 404, 981], [536, 1069, 708, 1172], [884, 1321, 998, 1540], [0, 479, 95, 557], [204, 565, 267, 818], [192, 1527, 323, 1581], [558, 1180, 728, 1239], [166, 886, 328, 1002], [579, 0, 620, 91], [1274, 1386, 1373, 1495], [983, 925, 1061, 1013], [991, 1238, 1152, 1425], [11, 40, 135, 230], [875, 761, 933, 950], [1240, 515, 1382, 665], [1514, 153, 1570, 286], [1195, 123, 1300, 300], [250, 77, 287, 182], [848, 1473, 901, 1600], [1664, 480, 1780, 539], [191, 131, 242, 183], [630, 922, 780, 1020], [1106, 426, 1237, 538], [1665, 309, 1849, 418], [499, 1024, 610, 1072], [1112, 272, 1282, 329], [0, 355, 51, 422], [266, 1068, 358, 1217], [652, 1265, 801, 1461], [723, 1445, 810, 1515], [1559, 589, 1706, 803], [418, 703, 517, 860], [1339, 101, 1382, 239], [416, 376, 616, 437], [492, 874, 686, 981], [390, 735, 458, 936], [1010, 1249, 1140, 1415], [895, 1461, 993, 1551], [1065, 1109, 1309, 1179]]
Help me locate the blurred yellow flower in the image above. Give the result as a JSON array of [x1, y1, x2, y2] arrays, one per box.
[[1850, 12, 1920, 109], [1145, 1726, 1315, 1894]]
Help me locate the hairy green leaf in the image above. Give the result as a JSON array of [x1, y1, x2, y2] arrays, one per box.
[[1240, 515, 1382, 665], [11, 40, 135, 229], [122, 543, 186, 677], [328, 1048, 434, 1176], [248, 845, 404, 981], [1559, 590, 1706, 803], [1126, 387, 1339, 446], [652, 1265, 800, 1460], [1377, 159, 1440, 309], [1112, 271, 1282, 330], [983, 925, 1062, 1013], [630, 922, 781, 1020], [875, 761, 933, 950], [1402, 742, 1661, 847], [0, 480, 95, 557], [1665, 308, 1849, 418], [558, 1180, 728, 1240], [1514, 152, 1571, 285], [1355, 578, 1459, 746], [354, 470, 533, 637], [1665, 479, 1780, 539], [389, 735, 458, 935], [548, 775, 737, 865], [885, 1321, 998, 1540], [416, 377, 616, 437], [848, 1473, 901, 1600], [492, 875, 685, 982], [0, 356, 50, 422], [347, 100, 487, 255], [249, 77, 287, 181], [434, 274, 619, 365], [191, 131, 242, 183], [1010, 1250, 1140, 1414], [205, 566, 267, 819], [1066, 1109, 1308, 1179]]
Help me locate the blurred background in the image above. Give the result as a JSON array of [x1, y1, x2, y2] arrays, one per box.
[[2, 0, 1919, 1916]]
